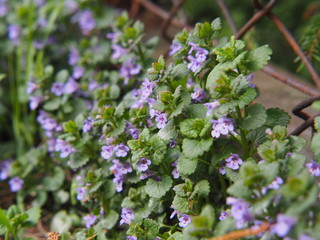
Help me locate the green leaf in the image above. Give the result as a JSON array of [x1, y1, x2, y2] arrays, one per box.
[[172, 196, 189, 213], [158, 120, 178, 140], [94, 210, 118, 231], [168, 232, 183, 240], [289, 136, 306, 152], [182, 138, 213, 159], [43, 166, 65, 191], [145, 175, 173, 198], [25, 206, 41, 225], [246, 45, 272, 71], [311, 133, 320, 155], [227, 180, 252, 198], [109, 118, 126, 137], [185, 104, 207, 118], [68, 153, 90, 169], [63, 120, 78, 134], [143, 219, 160, 239], [265, 108, 291, 127], [180, 118, 209, 138], [171, 92, 191, 117], [191, 180, 210, 199], [177, 154, 198, 175], [238, 103, 267, 131], [247, 126, 267, 144], [315, 116, 320, 132], [0, 208, 16, 237], [43, 98, 61, 111], [286, 153, 306, 177], [237, 87, 257, 108]]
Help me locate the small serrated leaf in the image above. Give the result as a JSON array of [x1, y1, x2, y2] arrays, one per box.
[[266, 108, 291, 127], [158, 120, 178, 140], [145, 175, 172, 198], [177, 154, 198, 175], [246, 45, 272, 71], [182, 138, 213, 159], [238, 103, 267, 131]]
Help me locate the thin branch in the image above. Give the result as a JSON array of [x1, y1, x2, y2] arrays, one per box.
[[137, 0, 191, 30], [235, 0, 277, 39], [262, 65, 320, 97], [215, 0, 238, 34], [161, 0, 186, 42], [253, 0, 320, 88], [208, 222, 270, 240]]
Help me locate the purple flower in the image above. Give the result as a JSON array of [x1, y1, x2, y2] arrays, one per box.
[[129, 128, 139, 139], [72, 66, 84, 79], [0, 2, 8, 17], [261, 177, 284, 195], [187, 55, 204, 73], [33, 40, 45, 50], [42, 118, 58, 131], [76, 187, 86, 201], [64, 77, 79, 94], [169, 42, 182, 56], [110, 160, 132, 192], [140, 170, 154, 180], [54, 139, 75, 158], [78, 10, 96, 35], [64, 0, 78, 13], [247, 74, 256, 88], [9, 177, 24, 192], [219, 167, 226, 175], [306, 161, 320, 177], [178, 214, 191, 227], [82, 117, 94, 132], [225, 154, 243, 170], [51, 82, 64, 96], [169, 140, 176, 148], [120, 58, 142, 85], [219, 211, 229, 221], [299, 234, 316, 240], [188, 41, 199, 54], [8, 24, 20, 40], [127, 236, 137, 240], [26, 81, 39, 94], [155, 113, 168, 129], [270, 214, 297, 237], [34, 0, 45, 7], [114, 144, 130, 157], [226, 197, 253, 228], [37, 17, 48, 28], [136, 158, 151, 172], [111, 44, 127, 59], [0, 160, 11, 180], [141, 78, 156, 100], [101, 145, 114, 160], [172, 168, 180, 179], [120, 208, 134, 225], [195, 48, 209, 62], [204, 101, 220, 116], [191, 87, 206, 102], [29, 96, 42, 110], [106, 32, 120, 43], [170, 209, 179, 219], [211, 117, 235, 138], [68, 47, 80, 66], [83, 214, 97, 228]]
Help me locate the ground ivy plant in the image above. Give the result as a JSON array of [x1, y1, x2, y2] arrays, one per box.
[[0, 1, 320, 240]]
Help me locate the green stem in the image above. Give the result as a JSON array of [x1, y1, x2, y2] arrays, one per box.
[[198, 158, 211, 167], [218, 173, 227, 198], [137, 43, 146, 68], [236, 106, 249, 158]]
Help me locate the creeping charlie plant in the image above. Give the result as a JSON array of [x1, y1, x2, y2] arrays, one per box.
[[0, 1, 320, 239]]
